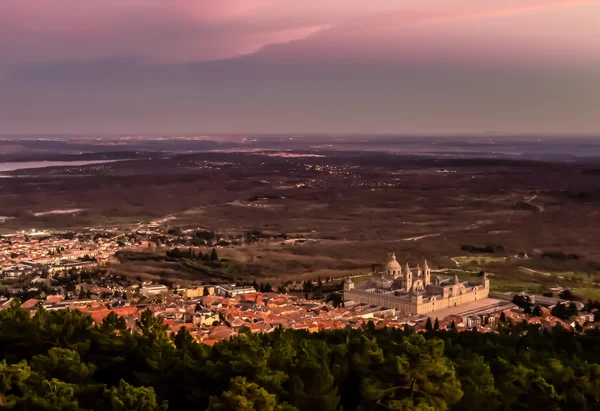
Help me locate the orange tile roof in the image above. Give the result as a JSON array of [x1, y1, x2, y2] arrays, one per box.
[[46, 295, 62, 304], [21, 299, 39, 308]]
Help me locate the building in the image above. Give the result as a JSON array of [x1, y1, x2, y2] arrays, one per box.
[[184, 285, 215, 298], [0, 263, 33, 279], [47, 260, 96, 274], [193, 308, 220, 326], [344, 252, 490, 316], [141, 284, 169, 298], [215, 284, 256, 297], [343, 279, 355, 291], [464, 316, 482, 328]]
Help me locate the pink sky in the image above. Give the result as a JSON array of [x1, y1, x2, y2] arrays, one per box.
[[1, 0, 599, 134], [1, 0, 599, 65]]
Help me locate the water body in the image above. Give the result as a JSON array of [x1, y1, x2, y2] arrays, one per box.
[[0, 160, 124, 173], [0, 160, 123, 173], [2, 136, 600, 163]]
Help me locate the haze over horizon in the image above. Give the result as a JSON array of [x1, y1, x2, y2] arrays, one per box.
[[2, 0, 600, 135]]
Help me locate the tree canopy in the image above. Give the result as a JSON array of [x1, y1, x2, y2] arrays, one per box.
[[0, 300, 598, 410]]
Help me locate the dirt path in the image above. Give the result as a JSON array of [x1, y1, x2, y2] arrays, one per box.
[[519, 266, 563, 279], [402, 233, 441, 241], [525, 194, 544, 212]]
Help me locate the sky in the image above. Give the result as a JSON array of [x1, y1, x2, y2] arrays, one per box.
[[1, 0, 599, 135]]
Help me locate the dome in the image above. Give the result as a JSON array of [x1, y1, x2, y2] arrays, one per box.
[[386, 252, 401, 271]]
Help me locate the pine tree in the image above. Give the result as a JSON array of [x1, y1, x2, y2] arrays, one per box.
[[500, 312, 507, 323], [434, 318, 440, 330], [210, 248, 219, 261], [425, 317, 433, 332]]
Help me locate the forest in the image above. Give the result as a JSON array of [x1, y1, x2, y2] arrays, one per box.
[[0, 301, 599, 411]]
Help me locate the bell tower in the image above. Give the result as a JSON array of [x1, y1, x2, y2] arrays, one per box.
[[423, 259, 431, 286], [404, 262, 412, 292]]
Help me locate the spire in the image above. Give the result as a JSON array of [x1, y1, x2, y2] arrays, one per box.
[[454, 274, 460, 284], [391, 252, 397, 261], [423, 259, 429, 269], [405, 262, 411, 276]]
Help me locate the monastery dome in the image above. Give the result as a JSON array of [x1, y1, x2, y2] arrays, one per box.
[[386, 252, 401, 271]]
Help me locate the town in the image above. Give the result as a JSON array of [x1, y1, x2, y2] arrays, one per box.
[[1, 227, 598, 346]]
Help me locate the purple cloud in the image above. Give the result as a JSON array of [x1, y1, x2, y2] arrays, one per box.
[[2, 0, 596, 66]]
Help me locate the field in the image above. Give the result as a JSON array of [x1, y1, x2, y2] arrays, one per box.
[[2, 147, 600, 297]]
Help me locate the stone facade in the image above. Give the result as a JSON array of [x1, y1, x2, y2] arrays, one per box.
[[344, 253, 490, 316]]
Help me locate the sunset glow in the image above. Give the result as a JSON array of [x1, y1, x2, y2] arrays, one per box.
[[1, 0, 599, 133]]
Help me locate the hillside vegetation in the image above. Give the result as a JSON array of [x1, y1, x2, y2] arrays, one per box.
[[0, 301, 599, 410]]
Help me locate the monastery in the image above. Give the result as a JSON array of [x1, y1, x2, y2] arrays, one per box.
[[343, 253, 489, 315]]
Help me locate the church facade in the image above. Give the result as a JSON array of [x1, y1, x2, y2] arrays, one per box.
[[344, 253, 490, 315]]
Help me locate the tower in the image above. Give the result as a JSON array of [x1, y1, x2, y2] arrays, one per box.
[[423, 259, 431, 286], [410, 281, 423, 305], [343, 278, 355, 291], [404, 262, 412, 292], [483, 272, 490, 289]]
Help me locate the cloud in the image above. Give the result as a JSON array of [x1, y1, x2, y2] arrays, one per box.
[[0, 0, 598, 66], [250, 0, 600, 69], [0, 0, 331, 64]]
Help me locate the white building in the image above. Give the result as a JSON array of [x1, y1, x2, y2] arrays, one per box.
[[141, 284, 169, 298], [215, 284, 256, 297], [344, 252, 490, 316]]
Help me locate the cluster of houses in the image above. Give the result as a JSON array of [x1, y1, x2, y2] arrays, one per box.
[[1, 230, 597, 344], [1, 280, 596, 346], [0, 230, 128, 281]]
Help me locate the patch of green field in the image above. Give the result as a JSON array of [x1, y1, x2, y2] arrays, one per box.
[[489, 278, 543, 294], [553, 271, 600, 282], [111, 249, 262, 283], [573, 287, 600, 301], [454, 256, 507, 265], [518, 268, 600, 288], [441, 268, 481, 280]]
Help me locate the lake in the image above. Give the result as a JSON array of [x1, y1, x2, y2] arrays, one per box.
[[0, 160, 125, 173]]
